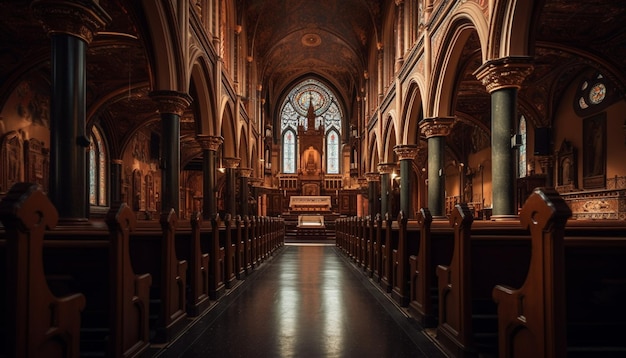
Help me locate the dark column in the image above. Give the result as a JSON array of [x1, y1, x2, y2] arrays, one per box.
[[32, 0, 110, 220], [239, 168, 252, 217], [365, 172, 380, 218], [419, 117, 454, 217], [394, 144, 419, 218], [378, 163, 397, 219], [150, 91, 192, 214], [475, 57, 533, 218], [110, 159, 123, 204], [197, 135, 223, 219], [223, 157, 240, 216]]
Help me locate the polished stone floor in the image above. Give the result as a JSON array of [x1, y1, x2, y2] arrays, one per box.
[[154, 244, 447, 357]]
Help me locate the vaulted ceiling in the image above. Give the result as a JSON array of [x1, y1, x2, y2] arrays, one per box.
[[243, 0, 382, 104]]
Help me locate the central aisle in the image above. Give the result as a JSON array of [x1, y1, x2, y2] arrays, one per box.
[[156, 244, 447, 357]]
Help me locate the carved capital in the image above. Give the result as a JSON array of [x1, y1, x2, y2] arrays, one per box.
[[249, 177, 263, 186], [365, 172, 380, 182], [239, 168, 253, 178], [31, 0, 111, 43], [419, 117, 455, 138], [474, 57, 534, 93], [357, 177, 368, 188], [223, 157, 241, 169], [393, 144, 420, 161], [149, 90, 193, 116], [377, 162, 397, 175], [196, 135, 224, 151]]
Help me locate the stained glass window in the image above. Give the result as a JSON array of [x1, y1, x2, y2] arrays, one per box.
[[279, 78, 343, 173], [89, 126, 107, 206], [327, 129, 339, 174], [283, 129, 296, 173], [518, 116, 527, 178]]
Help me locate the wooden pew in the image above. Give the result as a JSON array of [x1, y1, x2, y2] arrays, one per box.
[[380, 213, 398, 292], [391, 211, 420, 306], [208, 214, 225, 299], [366, 216, 375, 277], [233, 215, 245, 279], [373, 214, 383, 282], [0, 183, 86, 358], [408, 208, 455, 328], [494, 188, 626, 357], [130, 210, 188, 343], [175, 212, 211, 317], [242, 216, 252, 275], [436, 204, 531, 357], [220, 214, 236, 288]]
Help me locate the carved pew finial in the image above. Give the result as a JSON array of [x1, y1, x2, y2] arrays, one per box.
[[0, 183, 86, 358], [494, 187, 572, 358]]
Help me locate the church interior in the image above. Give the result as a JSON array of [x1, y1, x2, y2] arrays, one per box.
[[1, 0, 626, 357]]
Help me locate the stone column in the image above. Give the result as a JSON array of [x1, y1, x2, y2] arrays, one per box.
[[394, 144, 419, 218], [378, 163, 397, 219], [110, 159, 123, 204], [239, 168, 252, 217], [31, 0, 111, 220], [365, 172, 380, 218], [150, 90, 193, 214], [223, 157, 241, 216], [475, 57, 533, 218], [420, 117, 454, 217], [395, 0, 405, 71], [197, 135, 223, 219]]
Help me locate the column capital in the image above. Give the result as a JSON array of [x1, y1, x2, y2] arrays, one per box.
[[365, 172, 380, 182], [419, 117, 455, 138], [474, 56, 534, 93], [223, 157, 241, 169], [149, 90, 193, 116], [249, 177, 263, 186], [377, 162, 397, 174], [357, 177, 368, 188], [196, 135, 224, 151], [393, 144, 420, 161], [31, 0, 111, 43], [238, 168, 253, 178]]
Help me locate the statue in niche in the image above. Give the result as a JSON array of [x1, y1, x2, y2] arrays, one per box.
[[302, 146, 320, 175]]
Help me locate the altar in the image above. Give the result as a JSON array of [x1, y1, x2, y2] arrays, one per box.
[[289, 195, 332, 212]]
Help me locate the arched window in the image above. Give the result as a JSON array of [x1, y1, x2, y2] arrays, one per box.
[[327, 129, 340, 174], [283, 129, 296, 173], [89, 126, 107, 206], [518, 116, 527, 178], [279, 78, 343, 174]]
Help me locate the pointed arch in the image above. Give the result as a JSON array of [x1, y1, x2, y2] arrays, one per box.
[[430, 6, 487, 117]]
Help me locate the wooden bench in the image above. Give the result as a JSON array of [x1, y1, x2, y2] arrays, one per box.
[[391, 211, 420, 306], [0, 183, 86, 358], [380, 213, 399, 293], [408, 208, 455, 328], [129, 211, 187, 343], [435, 205, 531, 357], [494, 187, 626, 357], [175, 212, 211, 317]]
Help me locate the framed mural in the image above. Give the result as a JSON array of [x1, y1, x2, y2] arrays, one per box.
[[582, 113, 606, 189]]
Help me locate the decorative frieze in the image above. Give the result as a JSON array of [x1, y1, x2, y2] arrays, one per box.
[[561, 189, 626, 220], [474, 57, 534, 93], [419, 117, 454, 138]]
